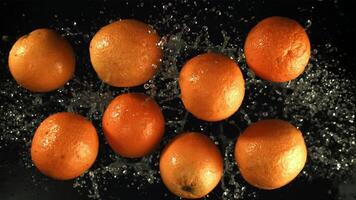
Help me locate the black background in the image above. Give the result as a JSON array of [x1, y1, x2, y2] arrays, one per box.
[[0, 0, 355, 200]]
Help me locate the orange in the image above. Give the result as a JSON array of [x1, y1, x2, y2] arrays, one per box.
[[234, 119, 307, 190], [179, 52, 245, 122], [8, 28, 75, 92], [31, 112, 99, 180], [89, 19, 162, 87], [244, 16, 311, 82], [102, 93, 165, 158], [159, 132, 223, 199]]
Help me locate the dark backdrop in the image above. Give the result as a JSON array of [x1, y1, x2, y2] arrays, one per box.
[[0, 0, 355, 200]]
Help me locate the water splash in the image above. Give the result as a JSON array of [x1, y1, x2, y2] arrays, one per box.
[[0, 1, 355, 200]]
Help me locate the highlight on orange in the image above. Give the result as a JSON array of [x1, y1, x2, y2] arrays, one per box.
[[179, 52, 245, 122], [31, 112, 99, 180], [102, 93, 165, 158], [8, 28, 75, 92], [159, 132, 223, 199], [89, 19, 162, 87], [235, 119, 307, 190], [244, 16, 311, 82]]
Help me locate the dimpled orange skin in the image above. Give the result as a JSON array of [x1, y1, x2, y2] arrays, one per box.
[[244, 16, 311, 82], [8, 28, 75, 92], [179, 53, 245, 122], [159, 132, 223, 199], [235, 119, 307, 190], [31, 112, 99, 180], [89, 19, 162, 87], [102, 93, 165, 158]]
